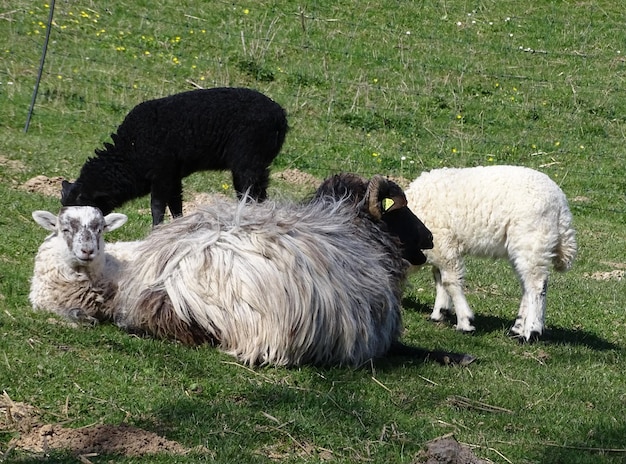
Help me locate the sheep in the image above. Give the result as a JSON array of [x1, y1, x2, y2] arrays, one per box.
[[404, 165, 577, 342], [112, 175, 438, 366], [61, 87, 288, 225], [29, 206, 131, 324], [32, 175, 473, 367]]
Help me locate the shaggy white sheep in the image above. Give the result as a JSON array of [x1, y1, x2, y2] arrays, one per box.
[[404, 165, 577, 341], [30, 206, 131, 324], [112, 175, 434, 366]]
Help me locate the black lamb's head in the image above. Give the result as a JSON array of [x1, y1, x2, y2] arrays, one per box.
[[60, 180, 115, 216], [314, 173, 434, 265]]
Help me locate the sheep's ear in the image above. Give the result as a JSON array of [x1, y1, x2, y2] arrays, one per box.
[[32, 211, 58, 231], [104, 213, 128, 232]]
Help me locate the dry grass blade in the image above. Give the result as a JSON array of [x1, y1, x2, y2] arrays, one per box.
[[446, 396, 513, 414]]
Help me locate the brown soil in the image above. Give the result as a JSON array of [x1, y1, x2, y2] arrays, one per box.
[[584, 269, 624, 281], [1, 393, 202, 459], [0, 155, 26, 172], [271, 168, 321, 188], [11, 423, 191, 457], [19, 175, 65, 198], [415, 434, 489, 464]]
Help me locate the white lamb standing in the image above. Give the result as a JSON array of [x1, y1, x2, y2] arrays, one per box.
[[404, 165, 577, 341]]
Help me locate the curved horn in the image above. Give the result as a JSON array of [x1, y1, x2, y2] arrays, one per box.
[[365, 175, 387, 220]]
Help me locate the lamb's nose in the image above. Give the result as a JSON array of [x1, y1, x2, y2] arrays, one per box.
[[80, 247, 95, 259]]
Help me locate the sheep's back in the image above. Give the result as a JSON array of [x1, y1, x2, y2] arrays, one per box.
[[405, 165, 573, 259], [113, 88, 287, 168], [115, 199, 407, 366]]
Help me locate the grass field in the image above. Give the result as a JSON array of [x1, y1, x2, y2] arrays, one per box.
[[1, 1, 625, 462]]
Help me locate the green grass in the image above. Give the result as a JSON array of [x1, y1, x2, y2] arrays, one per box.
[[1, 0, 626, 462]]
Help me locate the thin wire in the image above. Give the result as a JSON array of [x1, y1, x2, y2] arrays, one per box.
[[24, 0, 55, 133]]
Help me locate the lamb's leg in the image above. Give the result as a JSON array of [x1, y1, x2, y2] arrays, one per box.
[[430, 267, 453, 321], [437, 263, 475, 333], [150, 195, 168, 226], [151, 177, 182, 225], [510, 269, 548, 342], [166, 180, 184, 219]]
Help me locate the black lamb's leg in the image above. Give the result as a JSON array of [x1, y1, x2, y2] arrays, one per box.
[[167, 178, 184, 220], [151, 175, 182, 225], [150, 196, 167, 226]]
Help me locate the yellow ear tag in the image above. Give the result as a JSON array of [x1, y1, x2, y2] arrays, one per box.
[[382, 198, 394, 212]]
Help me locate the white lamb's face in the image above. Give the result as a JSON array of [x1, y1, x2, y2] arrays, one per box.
[[57, 206, 106, 264]]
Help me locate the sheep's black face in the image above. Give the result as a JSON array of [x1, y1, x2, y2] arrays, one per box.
[[382, 206, 433, 265], [61, 180, 114, 216]]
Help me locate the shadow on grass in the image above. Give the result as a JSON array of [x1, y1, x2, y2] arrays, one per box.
[[402, 297, 620, 352], [540, 424, 626, 464]]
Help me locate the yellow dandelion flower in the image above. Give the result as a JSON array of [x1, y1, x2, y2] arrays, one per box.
[[222, 183, 230, 190], [372, 152, 380, 157], [452, 148, 457, 153], [554, 141, 560, 147], [243, 8, 250, 14]]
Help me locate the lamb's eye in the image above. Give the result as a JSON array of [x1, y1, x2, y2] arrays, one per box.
[[382, 198, 395, 212]]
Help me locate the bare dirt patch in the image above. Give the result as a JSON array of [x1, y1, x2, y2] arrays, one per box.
[[20, 175, 64, 198], [0, 155, 26, 172], [271, 168, 321, 188], [11, 423, 191, 457], [182, 191, 233, 215], [1, 392, 204, 459], [584, 270, 624, 281], [415, 434, 489, 464]]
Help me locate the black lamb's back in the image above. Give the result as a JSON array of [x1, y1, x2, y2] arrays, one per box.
[[112, 87, 287, 173], [62, 87, 288, 223]]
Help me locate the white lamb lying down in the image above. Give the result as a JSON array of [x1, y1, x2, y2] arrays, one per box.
[[29, 206, 135, 324], [405, 165, 577, 341]]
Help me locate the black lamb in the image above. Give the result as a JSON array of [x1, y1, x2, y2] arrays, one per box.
[[61, 87, 288, 225]]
